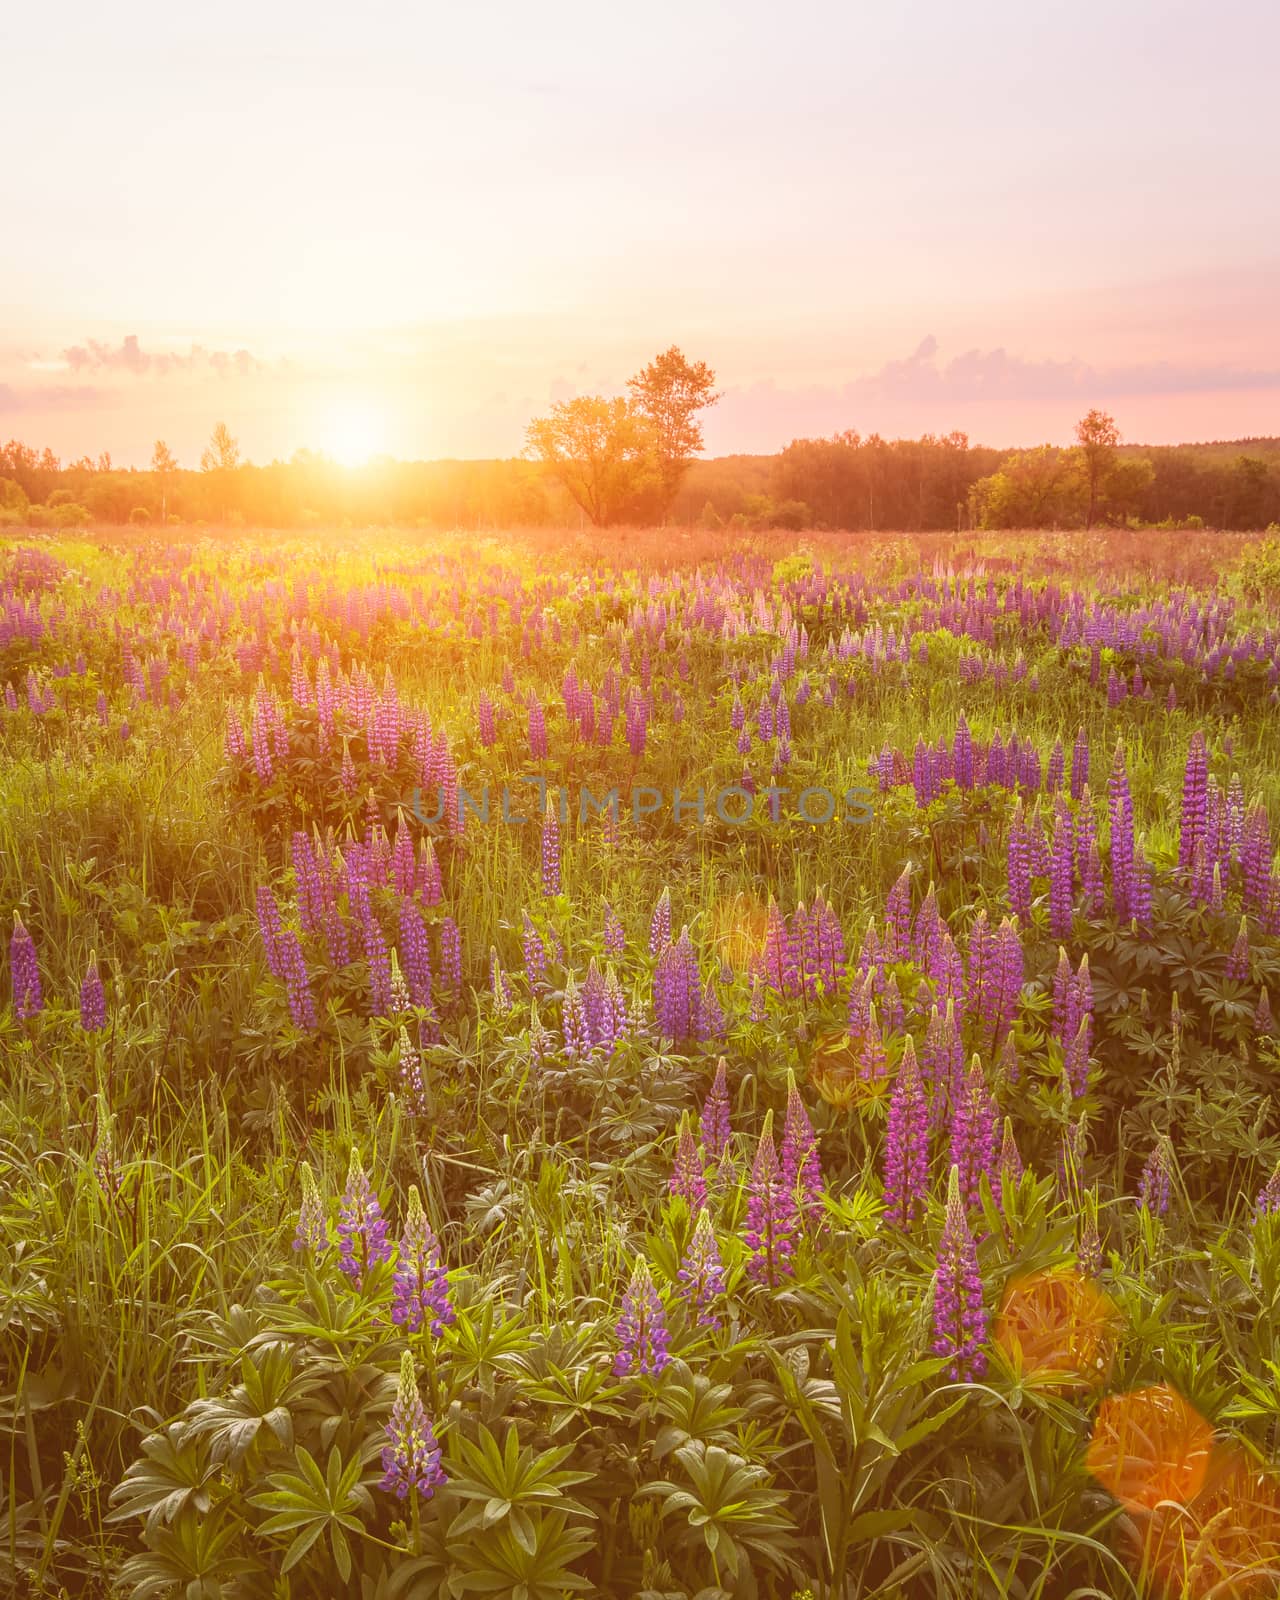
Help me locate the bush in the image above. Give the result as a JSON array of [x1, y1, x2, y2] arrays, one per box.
[[129, 506, 152, 525]]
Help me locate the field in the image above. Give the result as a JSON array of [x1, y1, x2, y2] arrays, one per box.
[[4, 522, 1280, 1599]]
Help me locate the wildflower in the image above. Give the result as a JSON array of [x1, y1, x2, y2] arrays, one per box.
[[883, 1037, 929, 1228], [613, 1258, 670, 1377], [391, 1185, 454, 1336], [1256, 1158, 1280, 1220], [949, 1055, 999, 1212], [80, 952, 107, 1033], [653, 927, 700, 1041], [678, 1211, 726, 1329], [931, 1166, 988, 1381], [397, 1025, 429, 1115], [9, 913, 41, 1020], [380, 1350, 446, 1501], [744, 1111, 796, 1286], [649, 887, 672, 956], [278, 930, 317, 1031], [602, 901, 625, 957], [1137, 1139, 1171, 1219], [780, 1071, 824, 1224], [669, 1113, 707, 1209], [541, 796, 561, 897], [438, 917, 462, 992], [92, 1094, 122, 1204], [700, 1057, 732, 1162], [292, 1161, 327, 1256], [336, 1150, 392, 1288]]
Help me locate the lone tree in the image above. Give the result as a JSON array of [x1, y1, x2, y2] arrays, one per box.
[[525, 396, 658, 527], [1074, 409, 1119, 530], [151, 440, 177, 522], [200, 422, 239, 473], [526, 346, 718, 526], [626, 345, 719, 517]]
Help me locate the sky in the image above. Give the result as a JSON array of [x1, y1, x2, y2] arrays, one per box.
[[2, 0, 1278, 467]]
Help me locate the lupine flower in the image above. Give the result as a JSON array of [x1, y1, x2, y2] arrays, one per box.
[[278, 930, 317, 1031], [700, 1057, 732, 1162], [336, 1150, 392, 1288], [998, 1117, 1022, 1190], [541, 796, 561, 897], [392, 1185, 454, 1336], [669, 1113, 707, 1209], [653, 926, 702, 1041], [439, 917, 462, 992], [380, 1350, 446, 1501], [780, 1071, 824, 1224], [882, 1037, 929, 1228], [1049, 807, 1074, 939], [1226, 917, 1250, 981], [92, 1094, 122, 1204], [80, 952, 107, 1033], [649, 887, 672, 956], [931, 1165, 988, 1382], [1137, 1139, 1171, 1218], [1255, 1158, 1280, 1220], [527, 696, 548, 760], [1070, 727, 1089, 801], [744, 1110, 796, 1286], [1078, 1191, 1103, 1277], [397, 1025, 429, 1115], [399, 901, 433, 1008], [613, 1258, 670, 1377], [292, 1161, 327, 1256], [1256, 988, 1275, 1035], [949, 1055, 999, 1212], [677, 1210, 726, 1329], [9, 913, 41, 1020], [1107, 741, 1136, 922], [603, 901, 625, 957], [1178, 731, 1209, 876]]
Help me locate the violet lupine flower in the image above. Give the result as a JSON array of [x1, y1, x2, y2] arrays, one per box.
[[522, 911, 549, 990], [949, 1056, 999, 1212], [561, 974, 591, 1057], [80, 952, 107, 1033], [998, 1117, 1022, 1191], [380, 1350, 446, 1501], [677, 1210, 726, 1329], [477, 691, 496, 748], [255, 888, 284, 979], [439, 918, 462, 992], [653, 926, 701, 1041], [613, 1258, 670, 1377], [1007, 800, 1033, 921], [399, 901, 433, 1008], [931, 1166, 988, 1382], [541, 797, 561, 897], [744, 1110, 796, 1286], [1107, 741, 1136, 923], [669, 1114, 707, 1209], [1049, 807, 1075, 939], [1256, 988, 1275, 1035], [1226, 918, 1250, 982], [953, 712, 974, 790], [883, 865, 912, 962], [882, 1037, 929, 1229], [527, 696, 548, 760], [336, 1150, 392, 1288], [1255, 1158, 1280, 1220], [1137, 1139, 1171, 1218], [1178, 731, 1209, 877], [392, 1185, 454, 1336], [649, 887, 672, 956], [278, 930, 317, 1031], [1047, 739, 1065, 794], [780, 1071, 824, 1225], [700, 1058, 732, 1162], [292, 1161, 327, 1257], [9, 913, 42, 1020], [603, 902, 625, 958]]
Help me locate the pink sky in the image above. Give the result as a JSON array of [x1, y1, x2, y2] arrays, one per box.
[[3, 2, 1277, 466]]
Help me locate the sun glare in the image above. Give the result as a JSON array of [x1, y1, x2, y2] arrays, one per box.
[[320, 406, 386, 467]]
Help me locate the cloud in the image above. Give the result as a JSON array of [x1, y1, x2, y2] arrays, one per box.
[[0, 382, 103, 412], [59, 334, 260, 377]]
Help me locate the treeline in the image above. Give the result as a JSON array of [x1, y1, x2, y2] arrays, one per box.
[[2, 429, 1279, 534]]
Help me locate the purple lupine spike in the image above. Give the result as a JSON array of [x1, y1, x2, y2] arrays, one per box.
[[669, 1114, 708, 1209], [884, 865, 912, 962], [255, 888, 284, 979], [527, 695, 548, 760], [417, 837, 444, 905], [392, 1185, 454, 1336], [1007, 799, 1032, 921], [439, 917, 462, 992], [931, 1165, 988, 1382], [780, 1071, 824, 1224], [80, 951, 107, 1033], [677, 1210, 725, 1329], [603, 902, 625, 958], [697, 978, 725, 1042], [278, 930, 317, 1031], [613, 1258, 670, 1377], [653, 926, 702, 1041], [399, 900, 433, 1008], [380, 1350, 446, 1501], [477, 690, 496, 748], [292, 1161, 327, 1257], [744, 1110, 796, 1286], [1047, 739, 1065, 794], [1255, 1158, 1280, 1220], [9, 914, 42, 1021], [561, 974, 591, 1057], [649, 887, 672, 956], [1137, 1139, 1171, 1218], [336, 1150, 392, 1288], [998, 1117, 1022, 1190], [541, 795, 561, 897], [953, 712, 974, 790], [1049, 806, 1075, 939], [700, 1058, 732, 1162], [1256, 988, 1274, 1035], [1107, 741, 1136, 923], [1178, 731, 1209, 877], [1226, 917, 1250, 981], [396, 1025, 429, 1115], [882, 1036, 929, 1229], [949, 1055, 998, 1212], [522, 910, 548, 990]]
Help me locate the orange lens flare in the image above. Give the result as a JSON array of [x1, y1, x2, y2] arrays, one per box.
[[994, 1268, 1119, 1390]]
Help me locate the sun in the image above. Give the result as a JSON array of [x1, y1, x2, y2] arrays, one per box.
[[319, 405, 387, 467]]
